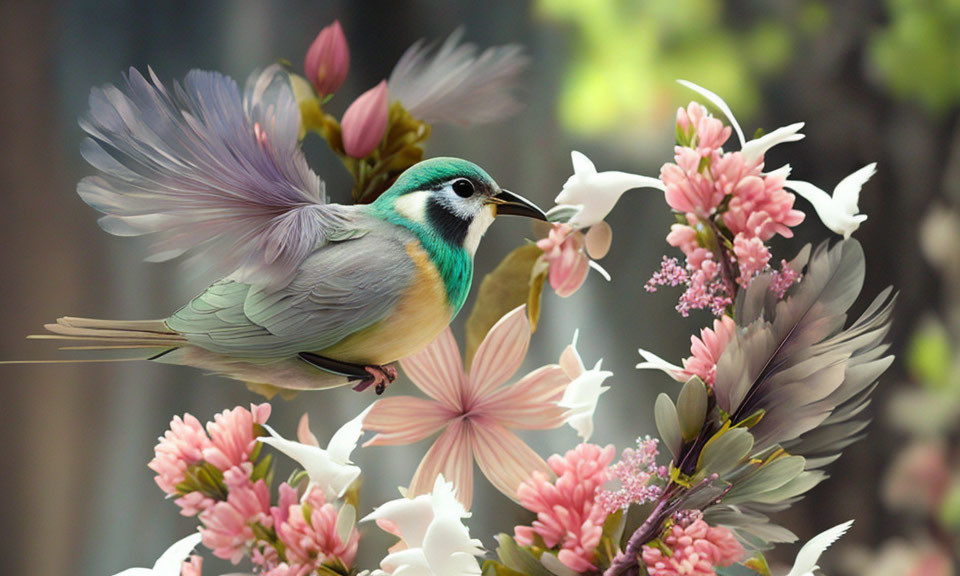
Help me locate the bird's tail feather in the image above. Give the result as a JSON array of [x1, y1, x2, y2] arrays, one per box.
[[0, 316, 185, 364]]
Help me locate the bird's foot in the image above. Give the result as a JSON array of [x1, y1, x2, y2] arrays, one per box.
[[297, 352, 397, 395], [352, 364, 398, 395]]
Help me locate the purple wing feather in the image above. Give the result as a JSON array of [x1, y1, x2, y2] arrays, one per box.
[[77, 65, 351, 289]]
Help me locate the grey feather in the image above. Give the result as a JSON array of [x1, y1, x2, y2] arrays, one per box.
[[78, 65, 353, 289], [165, 224, 417, 359]]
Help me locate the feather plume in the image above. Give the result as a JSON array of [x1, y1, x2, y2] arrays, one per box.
[[388, 29, 528, 125], [77, 65, 353, 290]]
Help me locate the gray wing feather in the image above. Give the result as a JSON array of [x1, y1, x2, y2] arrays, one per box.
[[166, 229, 416, 358], [78, 65, 350, 289]]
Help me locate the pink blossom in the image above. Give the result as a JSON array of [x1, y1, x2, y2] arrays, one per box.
[[661, 148, 725, 218], [181, 555, 203, 576], [341, 80, 389, 158], [199, 467, 272, 564], [597, 437, 666, 513], [149, 414, 212, 495], [719, 155, 804, 241], [203, 403, 271, 472], [681, 316, 736, 386], [363, 305, 571, 509], [176, 492, 216, 517], [304, 21, 350, 96], [641, 519, 743, 576], [515, 443, 616, 572], [538, 223, 590, 297], [275, 486, 359, 569], [733, 234, 771, 285], [769, 258, 801, 298]]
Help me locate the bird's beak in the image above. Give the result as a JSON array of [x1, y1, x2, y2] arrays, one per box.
[[488, 189, 548, 221]]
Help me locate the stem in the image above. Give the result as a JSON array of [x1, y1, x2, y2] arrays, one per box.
[[707, 218, 738, 302], [604, 497, 669, 576]]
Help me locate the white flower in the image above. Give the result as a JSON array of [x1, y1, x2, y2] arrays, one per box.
[[558, 330, 612, 441], [783, 520, 854, 576], [363, 475, 484, 576], [784, 164, 876, 239], [259, 404, 373, 500], [554, 151, 665, 229], [677, 79, 805, 165], [113, 533, 201, 576]]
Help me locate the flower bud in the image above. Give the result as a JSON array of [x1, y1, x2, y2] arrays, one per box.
[[305, 20, 350, 96], [341, 80, 389, 158]]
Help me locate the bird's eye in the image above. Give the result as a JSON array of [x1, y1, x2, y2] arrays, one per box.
[[452, 179, 475, 198]]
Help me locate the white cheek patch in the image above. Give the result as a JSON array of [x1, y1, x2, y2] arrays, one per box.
[[464, 204, 495, 256], [393, 191, 430, 224]]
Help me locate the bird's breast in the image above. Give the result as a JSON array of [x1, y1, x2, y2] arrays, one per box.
[[317, 240, 454, 366]]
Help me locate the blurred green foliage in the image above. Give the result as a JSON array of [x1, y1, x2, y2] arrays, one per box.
[[906, 318, 953, 389], [535, 0, 806, 138], [870, 0, 960, 114]]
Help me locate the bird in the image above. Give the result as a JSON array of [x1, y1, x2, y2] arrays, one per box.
[[782, 520, 853, 576], [784, 164, 877, 239], [11, 66, 546, 394]]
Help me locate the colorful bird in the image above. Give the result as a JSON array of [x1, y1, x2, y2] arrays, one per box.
[[18, 67, 545, 394]]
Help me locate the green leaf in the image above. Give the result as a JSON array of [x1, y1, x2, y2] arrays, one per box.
[[677, 377, 708, 442], [697, 427, 754, 478], [938, 478, 960, 529], [595, 509, 625, 567], [482, 560, 530, 576], [724, 455, 806, 504], [465, 244, 545, 368], [655, 393, 683, 461], [495, 534, 553, 576]]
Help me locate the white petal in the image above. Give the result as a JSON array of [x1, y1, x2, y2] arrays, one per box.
[[327, 403, 374, 464], [554, 151, 663, 229], [570, 150, 597, 175], [588, 259, 612, 281], [363, 493, 435, 548], [559, 360, 612, 442], [259, 424, 360, 499], [677, 79, 746, 146], [833, 162, 877, 215], [636, 349, 686, 381], [741, 122, 805, 165], [785, 520, 854, 576], [148, 532, 202, 575]]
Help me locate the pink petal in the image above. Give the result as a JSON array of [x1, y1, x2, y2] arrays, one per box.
[[297, 414, 320, 447], [466, 305, 530, 405], [559, 343, 584, 381], [471, 416, 551, 502], [473, 365, 570, 430], [362, 396, 454, 447], [399, 327, 466, 412], [409, 419, 475, 509]]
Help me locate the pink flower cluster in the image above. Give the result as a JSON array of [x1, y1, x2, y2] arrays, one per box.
[[597, 437, 667, 514], [149, 403, 271, 516], [650, 102, 805, 316], [641, 514, 743, 576], [150, 404, 358, 574], [515, 443, 616, 572]]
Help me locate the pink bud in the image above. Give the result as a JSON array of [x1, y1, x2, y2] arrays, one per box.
[[341, 80, 389, 158], [305, 20, 350, 96]]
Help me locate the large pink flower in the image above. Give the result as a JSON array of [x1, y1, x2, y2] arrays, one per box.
[[682, 316, 736, 386], [362, 305, 571, 509], [514, 443, 616, 572]]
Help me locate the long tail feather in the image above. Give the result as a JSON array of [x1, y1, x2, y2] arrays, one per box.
[[8, 316, 187, 362]]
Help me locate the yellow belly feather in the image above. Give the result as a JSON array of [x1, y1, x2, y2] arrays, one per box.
[[317, 241, 453, 366]]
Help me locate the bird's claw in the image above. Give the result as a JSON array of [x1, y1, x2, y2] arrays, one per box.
[[352, 364, 398, 395]]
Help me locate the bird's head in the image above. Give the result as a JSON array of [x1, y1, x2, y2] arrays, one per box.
[[376, 157, 546, 254]]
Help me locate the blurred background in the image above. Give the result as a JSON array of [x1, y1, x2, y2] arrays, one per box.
[[2, 0, 958, 574]]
